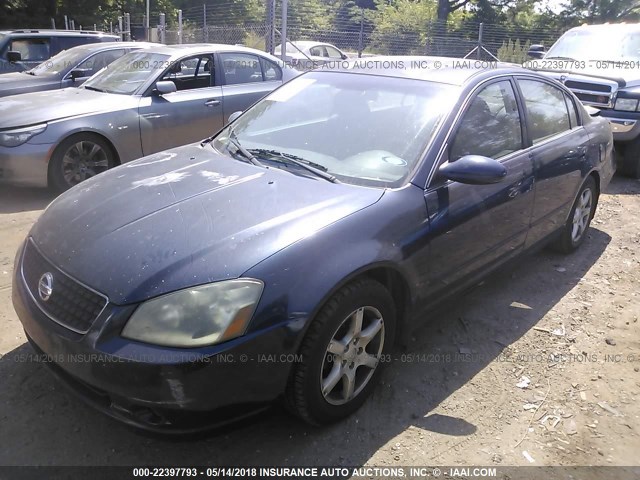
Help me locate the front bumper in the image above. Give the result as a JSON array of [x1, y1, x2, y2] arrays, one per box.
[[0, 142, 53, 188], [12, 249, 296, 434], [600, 111, 640, 143]]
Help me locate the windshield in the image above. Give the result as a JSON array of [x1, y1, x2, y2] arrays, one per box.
[[212, 71, 456, 187], [82, 51, 170, 95], [546, 28, 640, 61], [27, 47, 86, 76]]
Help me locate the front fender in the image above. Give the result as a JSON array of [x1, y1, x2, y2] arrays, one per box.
[[243, 184, 430, 350]]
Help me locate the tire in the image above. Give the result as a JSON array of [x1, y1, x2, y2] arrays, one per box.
[[550, 176, 598, 254], [49, 134, 116, 192], [620, 138, 640, 179], [285, 278, 396, 425]]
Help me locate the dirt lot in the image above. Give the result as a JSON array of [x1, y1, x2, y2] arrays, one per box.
[[0, 177, 639, 469]]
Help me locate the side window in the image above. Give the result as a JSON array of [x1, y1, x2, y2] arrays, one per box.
[[260, 57, 282, 81], [161, 55, 213, 91], [309, 46, 325, 57], [74, 49, 126, 77], [450, 80, 523, 161], [8, 38, 50, 61], [518, 79, 571, 143], [221, 53, 263, 85], [325, 46, 344, 59], [564, 93, 579, 128], [57, 37, 92, 51]]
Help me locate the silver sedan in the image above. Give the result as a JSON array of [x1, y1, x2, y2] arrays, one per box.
[[0, 44, 297, 191]]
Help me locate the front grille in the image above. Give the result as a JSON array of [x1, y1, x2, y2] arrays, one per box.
[[574, 92, 612, 105], [564, 80, 612, 93], [21, 239, 107, 333], [560, 78, 615, 108]]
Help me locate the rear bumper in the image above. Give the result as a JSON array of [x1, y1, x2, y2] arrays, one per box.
[[0, 142, 53, 188], [12, 252, 296, 434]]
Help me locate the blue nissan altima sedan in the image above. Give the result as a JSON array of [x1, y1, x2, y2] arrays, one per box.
[[12, 57, 615, 432]]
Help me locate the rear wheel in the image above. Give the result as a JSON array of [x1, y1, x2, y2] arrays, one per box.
[[550, 176, 597, 254], [285, 278, 395, 425], [49, 134, 115, 192]]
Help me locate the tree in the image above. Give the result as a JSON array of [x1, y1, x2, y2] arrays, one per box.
[[561, 0, 640, 23]]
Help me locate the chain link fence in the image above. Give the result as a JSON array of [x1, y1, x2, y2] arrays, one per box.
[[115, 1, 566, 62]]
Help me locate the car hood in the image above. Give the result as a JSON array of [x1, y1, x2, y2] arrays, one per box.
[[30, 143, 384, 305], [0, 88, 137, 129], [0, 72, 60, 98]]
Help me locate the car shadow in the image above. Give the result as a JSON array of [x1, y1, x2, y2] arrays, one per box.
[[0, 228, 611, 466], [0, 186, 55, 214], [605, 175, 640, 196]]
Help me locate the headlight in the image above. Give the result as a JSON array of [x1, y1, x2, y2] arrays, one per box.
[[121, 279, 264, 348], [614, 98, 639, 112], [0, 124, 47, 147]]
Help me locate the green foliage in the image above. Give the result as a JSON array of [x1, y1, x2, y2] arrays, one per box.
[[497, 38, 531, 64], [367, 0, 437, 54], [243, 29, 265, 50]]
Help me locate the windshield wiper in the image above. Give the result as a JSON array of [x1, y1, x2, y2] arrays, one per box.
[[226, 130, 264, 167], [21, 70, 35, 76], [84, 86, 105, 92], [250, 148, 340, 183]]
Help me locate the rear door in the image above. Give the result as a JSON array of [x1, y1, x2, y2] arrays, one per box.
[[514, 76, 590, 248], [138, 54, 224, 155], [219, 52, 283, 123], [424, 78, 535, 294]]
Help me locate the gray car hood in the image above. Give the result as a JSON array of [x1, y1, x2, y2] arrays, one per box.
[[0, 88, 138, 129], [31, 143, 383, 305], [0, 72, 61, 98]]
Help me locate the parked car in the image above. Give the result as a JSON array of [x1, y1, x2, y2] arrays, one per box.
[[0, 42, 156, 98], [277, 40, 349, 69], [0, 29, 120, 74], [0, 44, 296, 191], [527, 23, 640, 177], [12, 57, 614, 433]]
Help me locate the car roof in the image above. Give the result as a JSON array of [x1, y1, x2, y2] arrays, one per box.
[[143, 43, 285, 61], [568, 23, 640, 32], [59, 41, 157, 54], [0, 29, 119, 38], [330, 56, 526, 86], [289, 41, 321, 48]]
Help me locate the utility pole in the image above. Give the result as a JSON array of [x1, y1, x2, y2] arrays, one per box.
[[146, 0, 150, 41], [280, 0, 288, 60]]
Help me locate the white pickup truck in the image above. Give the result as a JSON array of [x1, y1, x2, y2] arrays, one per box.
[[527, 23, 640, 178]]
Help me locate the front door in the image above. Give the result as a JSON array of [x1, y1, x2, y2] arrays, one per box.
[[139, 54, 224, 155], [424, 79, 535, 295]]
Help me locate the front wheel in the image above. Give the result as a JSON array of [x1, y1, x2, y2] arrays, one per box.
[[49, 134, 115, 192], [550, 176, 597, 254], [285, 278, 396, 425]]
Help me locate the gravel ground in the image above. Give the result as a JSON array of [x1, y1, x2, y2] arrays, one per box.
[[0, 176, 638, 468]]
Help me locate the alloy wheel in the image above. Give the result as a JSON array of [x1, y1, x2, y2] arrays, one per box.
[[320, 306, 385, 405], [61, 140, 110, 186], [571, 188, 593, 243]]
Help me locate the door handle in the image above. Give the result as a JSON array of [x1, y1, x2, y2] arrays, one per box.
[[205, 99, 220, 107]]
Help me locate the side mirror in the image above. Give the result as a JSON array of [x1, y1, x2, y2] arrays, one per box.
[[227, 111, 243, 123], [154, 80, 177, 95], [341, 53, 348, 60], [69, 68, 90, 80], [527, 45, 545, 59], [7, 51, 22, 63], [439, 155, 507, 185]]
